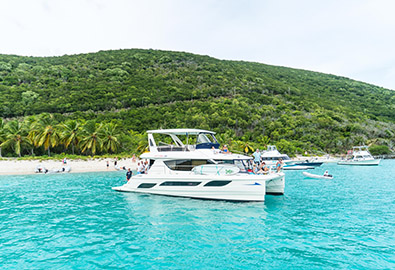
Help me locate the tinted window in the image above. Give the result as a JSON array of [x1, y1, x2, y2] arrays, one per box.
[[204, 181, 232, 187], [164, 159, 213, 171], [137, 183, 156, 189], [159, 181, 201, 186]]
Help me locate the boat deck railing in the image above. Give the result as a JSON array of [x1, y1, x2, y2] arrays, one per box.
[[157, 146, 189, 152]]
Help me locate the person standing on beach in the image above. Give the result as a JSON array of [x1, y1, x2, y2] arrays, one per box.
[[126, 168, 132, 181], [114, 157, 118, 167], [106, 161, 109, 169]]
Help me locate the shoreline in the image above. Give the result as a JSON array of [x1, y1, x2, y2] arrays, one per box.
[[0, 158, 138, 176]]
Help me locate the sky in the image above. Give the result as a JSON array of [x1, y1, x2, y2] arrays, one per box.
[[1, 0, 395, 90]]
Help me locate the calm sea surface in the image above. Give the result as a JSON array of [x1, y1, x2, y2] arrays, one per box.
[[0, 161, 394, 269]]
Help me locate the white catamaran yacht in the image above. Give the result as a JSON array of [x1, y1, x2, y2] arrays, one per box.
[[112, 129, 285, 201], [260, 145, 293, 166], [337, 146, 380, 166]]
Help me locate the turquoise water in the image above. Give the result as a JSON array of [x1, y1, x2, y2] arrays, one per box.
[[0, 161, 394, 269]]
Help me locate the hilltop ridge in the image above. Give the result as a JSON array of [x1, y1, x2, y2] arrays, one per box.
[[0, 49, 394, 156]]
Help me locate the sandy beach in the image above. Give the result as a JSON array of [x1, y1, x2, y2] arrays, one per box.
[[0, 158, 139, 175], [0, 155, 341, 176]]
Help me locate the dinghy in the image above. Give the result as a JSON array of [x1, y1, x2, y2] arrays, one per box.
[[303, 171, 333, 180]]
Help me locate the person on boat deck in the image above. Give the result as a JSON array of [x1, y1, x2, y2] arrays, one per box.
[[136, 162, 142, 174], [259, 162, 269, 174], [221, 145, 229, 154], [323, 170, 329, 176], [255, 164, 265, 175], [126, 168, 132, 181], [252, 164, 259, 174], [211, 146, 219, 154], [276, 158, 283, 172], [252, 149, 261, 164], [143, 160, 149, 174]]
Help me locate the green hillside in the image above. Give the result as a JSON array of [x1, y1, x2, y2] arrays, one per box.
[[0, 49, 394, 157]]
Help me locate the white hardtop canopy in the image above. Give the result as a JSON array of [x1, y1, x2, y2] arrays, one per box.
[[147, 129, 216, 135], [261, 145, 282, 156]]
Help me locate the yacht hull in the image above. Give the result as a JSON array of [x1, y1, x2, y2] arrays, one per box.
[[337, 159, 380, 166], [265, 175, 285, 195], [113, 173, 285, 202]]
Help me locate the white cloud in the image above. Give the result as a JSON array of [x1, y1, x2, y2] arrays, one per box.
[[0, 0, 394, 89]]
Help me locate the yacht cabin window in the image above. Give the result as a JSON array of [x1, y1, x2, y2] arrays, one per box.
[[164, 159, 215, 171], [215, 159, 250, 173]]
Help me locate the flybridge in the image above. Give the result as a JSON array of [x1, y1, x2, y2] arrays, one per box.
[[147, 128, 220, 152]]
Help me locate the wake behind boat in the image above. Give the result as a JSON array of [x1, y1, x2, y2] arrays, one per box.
[[112, 129, 285, 201]]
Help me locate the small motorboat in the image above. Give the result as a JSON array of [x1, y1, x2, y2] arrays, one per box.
[[283, 165, 315, 170], [294, 160, 323, 166], [303, 171, 333, 180]]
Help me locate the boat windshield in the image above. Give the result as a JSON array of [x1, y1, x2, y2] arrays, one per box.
[[195, 133, 220, 149], [197, 134, 212, 144]]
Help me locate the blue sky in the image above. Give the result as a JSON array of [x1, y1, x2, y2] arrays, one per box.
[[1, 0, 395, 90]]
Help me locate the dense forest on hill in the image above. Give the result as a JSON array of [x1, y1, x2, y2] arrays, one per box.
[[0, 49, 394, 157]]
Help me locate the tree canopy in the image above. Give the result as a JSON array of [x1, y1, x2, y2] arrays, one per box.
[[0, 49, 394, 157]]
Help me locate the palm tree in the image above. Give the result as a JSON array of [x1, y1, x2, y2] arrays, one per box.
[[79, 121, 102, 155], [0, 119, 5, 157], [129, 130, 148, 154], [233, 140, 255, 154], [23, 116, 38, 156], [30, 113, 60, 157], [99, 122, 121, 153], [1, 120, 30, 157], [257, 135, 271, 149], [60, 120, 81, 155]]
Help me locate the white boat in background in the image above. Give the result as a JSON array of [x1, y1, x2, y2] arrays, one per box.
[[337, 146, 380, 166], [260, 145, 293, 166], [303, 172, 333, 180], [283, 165, 315, 170], [112, 129, 286, 201]]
